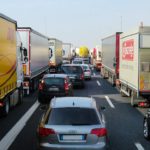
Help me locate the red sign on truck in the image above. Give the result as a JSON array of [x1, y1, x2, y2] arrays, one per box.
[[122, 39, 134, 61]]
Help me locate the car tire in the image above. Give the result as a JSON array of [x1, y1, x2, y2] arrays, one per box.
[[143, 118, 150, 140]]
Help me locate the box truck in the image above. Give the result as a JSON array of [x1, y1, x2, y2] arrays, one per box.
[[92, 46, 102, 71], [101, 33, 121, 85], [119, 26, 150, 106], [17, 27, 49, 95], [0, 13, 24, 115], [62, 43, 72, 61], [49, 38, 62, 73]]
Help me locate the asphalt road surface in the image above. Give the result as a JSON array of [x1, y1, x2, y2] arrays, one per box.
[[0, 71, 150, 150]]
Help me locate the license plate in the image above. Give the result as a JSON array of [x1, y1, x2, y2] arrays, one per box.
[[60, 135, 84, 141], [48, 87, 59, 91]]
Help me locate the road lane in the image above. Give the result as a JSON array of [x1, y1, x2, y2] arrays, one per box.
[[1, 71, 150, 150]]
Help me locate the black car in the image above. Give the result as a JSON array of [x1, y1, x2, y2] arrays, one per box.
[[38, 74, 73, 104], [143, 109, 150, 140], [61, 64, 85, 88]]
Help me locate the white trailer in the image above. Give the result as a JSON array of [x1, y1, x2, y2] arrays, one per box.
[[17, 27, 49, 95], [62, 43, 72, 61], [119, 26, 150, 106], [49, 38, 62, 72]]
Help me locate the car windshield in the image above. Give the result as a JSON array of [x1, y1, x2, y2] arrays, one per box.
[[62, 66, 82, 74], [47, 108, 100, 125], [44, 78, 64, 85]]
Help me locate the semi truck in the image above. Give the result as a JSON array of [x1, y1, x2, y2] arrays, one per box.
[[101, 33, 121, 85], [79, 46, 89, 58], [119, 26, 150, 106], [92, 46, 102, 71], [62, 43, 72, 61], [49, 38, 62, 73], [0, 13, 24, 115], [17, 27, 49, 95]]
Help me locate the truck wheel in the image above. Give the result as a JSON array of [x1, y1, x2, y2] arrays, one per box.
[[18, 88, 23, 105], [2, 98, 10, 116], [131, 91, 137, 107], [143, 118, 150, 140]]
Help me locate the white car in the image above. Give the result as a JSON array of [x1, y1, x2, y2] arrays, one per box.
[[81, 64, 92, 80]]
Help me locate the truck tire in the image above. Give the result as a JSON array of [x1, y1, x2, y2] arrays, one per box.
[[143, 118, 150, 140], [2, 98, 10, 116], [131, 91, 137, 107], [18, 87, 23, 105]]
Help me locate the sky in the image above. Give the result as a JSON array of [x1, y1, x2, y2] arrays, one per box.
[[0, 0, 150, 49]]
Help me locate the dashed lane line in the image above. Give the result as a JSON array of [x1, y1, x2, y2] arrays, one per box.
[[97, 80, 101, 86], [0, 101, 39, 150], [135, 143, 145, 150], [105, 96, 115, 109]]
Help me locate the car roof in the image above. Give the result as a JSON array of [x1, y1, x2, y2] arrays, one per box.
[[50, 97, 97, 109], [43, 74, 68, 78]]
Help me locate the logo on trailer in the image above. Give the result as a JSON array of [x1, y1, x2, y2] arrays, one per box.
[[122, 39, 134, 61]]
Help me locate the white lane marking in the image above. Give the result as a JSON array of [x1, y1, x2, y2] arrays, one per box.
[[0, 101, 39, 150], [135, 143, 145, 150], [105, 96, 115, 109], [97, 80, 101, 86]]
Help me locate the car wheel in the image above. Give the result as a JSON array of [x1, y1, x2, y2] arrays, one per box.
[[143, 118, 150, 140]]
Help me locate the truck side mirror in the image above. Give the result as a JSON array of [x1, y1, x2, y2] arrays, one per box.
[[23, 48, 28, 57]]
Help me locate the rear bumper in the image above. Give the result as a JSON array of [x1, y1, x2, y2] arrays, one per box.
[[39, 142, 107, 150]]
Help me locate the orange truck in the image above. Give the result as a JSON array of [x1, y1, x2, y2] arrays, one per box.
[[0, 13, 24, 116]]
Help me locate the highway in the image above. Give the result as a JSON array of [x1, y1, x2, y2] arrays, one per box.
[[0, 71, 150, 150]]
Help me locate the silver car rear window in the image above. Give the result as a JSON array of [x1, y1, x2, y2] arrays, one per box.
[[47, 108, 100, 125]]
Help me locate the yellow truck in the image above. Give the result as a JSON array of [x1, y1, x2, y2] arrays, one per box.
[[79, 46, 89, 58], [0, 13, 23, 116]]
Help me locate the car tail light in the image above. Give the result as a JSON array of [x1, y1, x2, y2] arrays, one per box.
[[38, 80, 45, 90], [80, 74, 84, 80], [91, 128, 107, 137], [64, 79, 69, 91], [38, 127, 55, 137]]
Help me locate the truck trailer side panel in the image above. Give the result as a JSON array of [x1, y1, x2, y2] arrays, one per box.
[[120, 33, 139, 90], [102, 34, 116, 73], [30, 32, 49, 78], [0, 16, 17, 100], [0, 13, 23, 116]]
